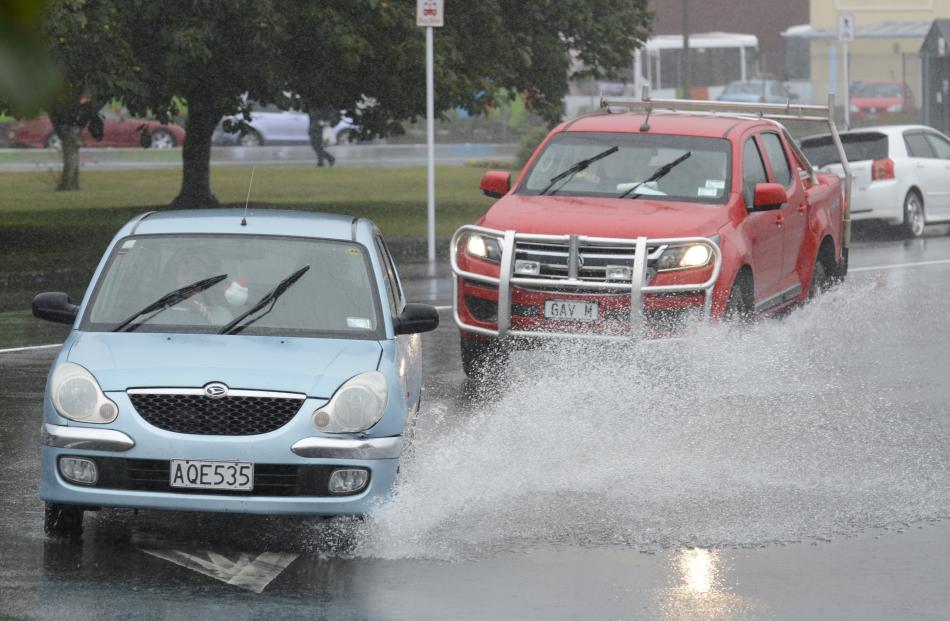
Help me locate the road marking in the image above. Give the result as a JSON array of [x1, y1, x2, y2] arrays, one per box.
[[0, 343, 61, 354], [850, 258, 950, 273], [435, 305, 452, 311], [142, 548, 298, 593]]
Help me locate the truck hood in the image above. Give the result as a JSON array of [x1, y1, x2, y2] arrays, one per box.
[[481, 194, 730, 239], [66, 332, 382, 398]]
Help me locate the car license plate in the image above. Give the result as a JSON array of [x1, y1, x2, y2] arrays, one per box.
[[169, 460, 254, 491], [544, 299, 598, 322]]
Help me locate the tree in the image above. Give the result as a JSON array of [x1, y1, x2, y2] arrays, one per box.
[[42, 0, 135, 191], [122, 0, 652, 208]]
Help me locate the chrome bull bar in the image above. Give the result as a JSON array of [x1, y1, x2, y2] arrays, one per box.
[[450, 225, 723, 340]]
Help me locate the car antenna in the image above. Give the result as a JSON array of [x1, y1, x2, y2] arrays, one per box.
[[241, 166, 255, 226]]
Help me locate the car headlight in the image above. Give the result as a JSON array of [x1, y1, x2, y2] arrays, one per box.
[[465, 233, 502, 263], [49, 362, 118, 423], [656, 243, 714, 271], [312, 371, 388, 434], [886, 103, 902, 113]]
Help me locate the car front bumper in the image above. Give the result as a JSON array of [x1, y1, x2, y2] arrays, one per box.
[[40, 423, 400, 516]]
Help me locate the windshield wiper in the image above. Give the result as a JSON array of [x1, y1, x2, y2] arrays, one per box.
[[617, 151, 692, 199], [113, 274, 228, 332], [539, 146, 619, 196], [219, 265, 310, 335]]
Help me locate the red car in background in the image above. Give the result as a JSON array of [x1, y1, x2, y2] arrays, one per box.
[[8, 106, 185, 148], [850, 81, 915, 120]]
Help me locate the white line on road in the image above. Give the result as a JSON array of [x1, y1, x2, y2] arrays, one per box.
[[0, 343, 61, 354], [435, 305, 452, 311], [849, 258, 950, 273]]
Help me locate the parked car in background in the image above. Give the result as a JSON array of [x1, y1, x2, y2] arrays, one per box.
[[212, 103, 360, 147], [717, 80, 798, 104], [8, 106, 185, 149], [800, 125, 950, 237], [850, 81, 914, 120], [32, 209, 439, 538]]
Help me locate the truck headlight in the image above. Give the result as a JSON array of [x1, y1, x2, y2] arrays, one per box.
[[50, 362, 118, 423], [656, 243, 714, 271], [465, 233, 502, 263], [312, 371, 388, 434]]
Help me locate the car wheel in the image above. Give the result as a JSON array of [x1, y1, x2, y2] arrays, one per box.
[[723, 270, 754, 323], [902, 191, 925, 238], [336, 128, 356, 144], [149, 129, 176, 149], [238, 130, 262, 147], [460, 335, 508, 380], [45, 133, 62, 149], [44, 503, 84, 539], [808, 258, 827, 300]]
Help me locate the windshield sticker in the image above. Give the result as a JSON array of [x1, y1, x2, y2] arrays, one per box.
[[697, 187, 719, 198], [348, 247, 361, 256], [705, 179, 726, 189], [346, 317, 373, 329]]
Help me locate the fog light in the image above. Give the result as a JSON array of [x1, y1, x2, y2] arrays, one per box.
[[328, 468, 369, 495], [515, 260, 540, 276], [59, 457, 98, 485], [605, 265, 632, 281]]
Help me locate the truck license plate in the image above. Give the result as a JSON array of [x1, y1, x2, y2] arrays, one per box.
[[169, 460, 254, 491], [544, 300, 599, 322]]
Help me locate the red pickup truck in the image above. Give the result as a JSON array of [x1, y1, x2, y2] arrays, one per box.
[[451, 97, 852, 378]]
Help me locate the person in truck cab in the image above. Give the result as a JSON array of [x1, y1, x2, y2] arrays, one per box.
[[451, 98, 850, 379]]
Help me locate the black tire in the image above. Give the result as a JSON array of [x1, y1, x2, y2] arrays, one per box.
[[335, 128, 356, 144], [238, 129, 262, 147], [44, 503, 84, 539], [808, 259, 827, 300], [45, 133, 62, 149], [723, 270, 754, 323], [460, 335, 508, 380], [902, 191, 926, 238], [149, 128, 176, 149]]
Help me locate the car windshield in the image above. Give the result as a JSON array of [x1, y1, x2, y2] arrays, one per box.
[[856, 83, 902, 98], [82, 234, 383, 339], [518, 132, 731, 203], [800, 132, 888, 167]]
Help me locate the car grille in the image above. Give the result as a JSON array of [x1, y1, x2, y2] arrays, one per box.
[[514, 239, 665, 282], [88, 457, 364, 497], [128, 389, 305, 436]]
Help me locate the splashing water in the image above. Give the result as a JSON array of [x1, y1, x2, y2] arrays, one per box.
[[338, 276, 950, 559]]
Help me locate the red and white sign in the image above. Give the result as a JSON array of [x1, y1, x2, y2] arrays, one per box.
[[417, 0, 444, 27]]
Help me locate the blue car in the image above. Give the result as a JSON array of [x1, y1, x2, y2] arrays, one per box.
[[32, 209, 439, 538]]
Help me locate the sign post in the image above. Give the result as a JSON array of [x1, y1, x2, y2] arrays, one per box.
[[838, 13, 855, 129], [417, 0, 444, 264]]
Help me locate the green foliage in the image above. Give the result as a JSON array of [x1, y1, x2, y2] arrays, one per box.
[[0, 0, 61, 115], [517, 124, 551, 167]]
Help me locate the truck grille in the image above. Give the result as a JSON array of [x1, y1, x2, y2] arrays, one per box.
[[128, 389, 305, 436], [514, 239, 666, 282]]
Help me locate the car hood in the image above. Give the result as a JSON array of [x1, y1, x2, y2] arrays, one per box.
[[66, 332, 382, 398], [481, 194, 729, 239], [852, 97, 902, 107]]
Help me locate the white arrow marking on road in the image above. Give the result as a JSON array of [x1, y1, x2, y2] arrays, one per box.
[[142, 548, 298, 593]]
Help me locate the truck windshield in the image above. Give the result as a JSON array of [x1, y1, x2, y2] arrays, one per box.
[[518, 132, 731, 204], [82, 234, 383, 339]]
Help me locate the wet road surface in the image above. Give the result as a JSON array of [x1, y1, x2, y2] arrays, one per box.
[[2, 226, 949, 620]]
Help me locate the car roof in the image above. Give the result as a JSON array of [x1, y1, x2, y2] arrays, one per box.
[[564, 111, 773, 139], [124, 208, 361, 240], [800, 125, 937, 142]]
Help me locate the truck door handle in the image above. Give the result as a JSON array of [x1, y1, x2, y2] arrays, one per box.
[[775, 215, 785, 226], [797, 204, 807, 213]]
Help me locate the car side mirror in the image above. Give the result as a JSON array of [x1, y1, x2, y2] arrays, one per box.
[[393, 303, 440, 335], [32, 292, 79, 325], [480, 171, 511, 199], [751, 183, 787, 211]]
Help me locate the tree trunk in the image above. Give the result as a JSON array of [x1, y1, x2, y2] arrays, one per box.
[[171, 96, 224, 209], [53, 124, 82, 191]]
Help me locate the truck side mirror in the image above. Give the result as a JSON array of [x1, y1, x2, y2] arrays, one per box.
[[480, 171, 511, 199], [32, 292, 79, 325], [393, 303, 440, 335], [751, 183, 787, 211]]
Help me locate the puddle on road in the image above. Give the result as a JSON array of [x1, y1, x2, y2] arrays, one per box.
[[325, 276, 950, 560]]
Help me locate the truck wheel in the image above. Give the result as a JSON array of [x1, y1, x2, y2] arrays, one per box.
[[902, 191, 925, 238], [808, 259, 827, 300], [723, 271, 754, 323], [44, 503, 84, 539], [460, 335, 508, 380]]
